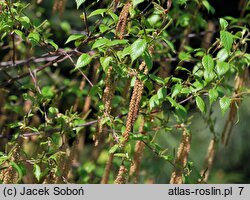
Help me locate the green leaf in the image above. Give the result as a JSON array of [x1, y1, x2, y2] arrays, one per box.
[[149, 95, 159, 110], [220, 31, 233, 52], [157, 87, 167, 100], [65, 34, 84, 44], [92, 38, 110, 49], [75, 0, 86, 9], [76, 53, 92, 69], [195, 96, 205, 114], [47, 40, 58, 51], [10, 161, 22, 182], [179, 52, 192, 61], [142, 50, 153, 70], [14, 30, 25, 40], [109, 144, 119, 154], [132, 0, 145, 8], [161, 37, 176, 53], [219, 96, 231, 115], [216, 48, 229, 62], [171, 84, 182, 98], [130, 39, 147, 62], [208, 88, 218, 105], [202, 54, 214, 72], [100, 57, 112, 73], [202, 0, 215, 13], [204, 71, 216, 83], [33, 164, 41, 182], [219, 18, 228, 30], [28, 32, 40, 46], [216, 61, 230, 76], [106, 39, 128, 47], [88, 9, 107, 18]]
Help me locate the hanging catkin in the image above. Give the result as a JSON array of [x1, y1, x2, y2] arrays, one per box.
[[221, 69, 249, 145], [200, 138, 216, 182], [122, 62, 147, 147], [129, 118, 145, 183], [94, 67, 114, 146], [170, 128, 192, 184], [115, 2, 132, 39], [114, 163, 128, 184], [0, 144, 21, 184]]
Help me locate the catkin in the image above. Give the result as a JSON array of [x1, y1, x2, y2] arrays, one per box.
[[94, 67, 114, 146], [170, 128, 192, 184], [114, 164, 128, 184], [52, 0, 66, 17], [221, 69, 249, 145], [115, 2, 132, 39], [129, 119, 145, 183], [101, 153, 114, 184], [0, 144, 21, 184], [200, 138, 216, 182]]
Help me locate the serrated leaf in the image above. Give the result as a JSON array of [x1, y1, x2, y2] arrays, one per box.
[[204, 70, 216, 83], [195, 96, 205, 113], [132, 0, 144, 8], [130, 39, 147, 62], [219, 96, 231, 115], [219, 18, 228, 30], [75, 0, 86, 9], [216, 48, 229, 62], [88, 9, 107, 18], [65, 34, 84, 44], [92, 38, 110, 49], [202, 54, 214, 72], [100, 56, 112, 73], [216, 61, 230, 76], [171, 84, 182, 98], [208, 88, 218, 105], [76, 53, 92, 69], [220, 31, 233, 52]]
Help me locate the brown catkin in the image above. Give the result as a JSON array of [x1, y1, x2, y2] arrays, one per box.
[[0, 144, 21, 184], [129, 118, 145, 183], [52, 0, 66, 17], [115, 2, 132, 39], [94, 67, 114, 146], [170, 128, 192, 184], [114, 164, 128, 184], [200, 138, 216, 183], [221, 69, 249, 145]]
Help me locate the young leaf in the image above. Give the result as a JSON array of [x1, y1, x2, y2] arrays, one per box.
[[33, 164, 41, 182], [88, 9, 107, 18], [75, 0, 86, 9], [216, 61, 230, 76], [216, 48, 229, 62], [130, 39, 147, 62], [100, 57, 112, 73], [202, 54, 214, 72], [132, 0, 145, 8], [171, 84, 182, 98], [219, 96, 231, 115], [65, 34, 84, 44], [220, 31, 233, 52], [208, 88, 218, 105], [195, 96, 206, 113], [157, 87, 167, 100], [76, 53, 92, 69], [219, 18, 228, 30], [92, 38, 110, 49]]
